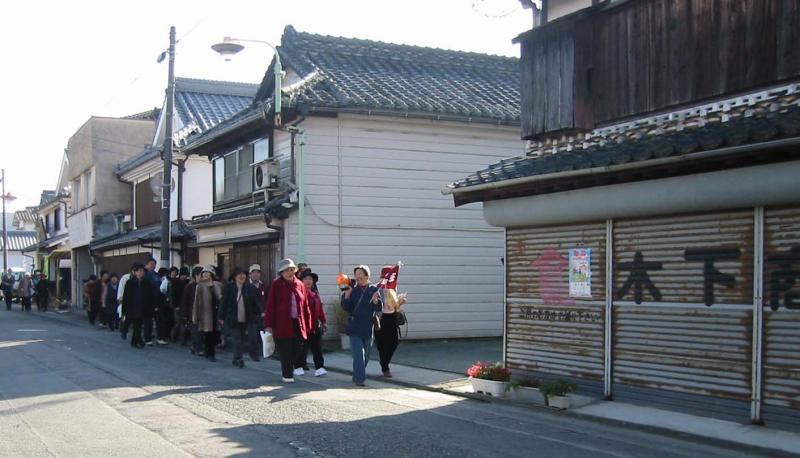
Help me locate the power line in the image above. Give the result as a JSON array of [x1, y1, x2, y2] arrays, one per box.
[[471, 0, 521, 18]]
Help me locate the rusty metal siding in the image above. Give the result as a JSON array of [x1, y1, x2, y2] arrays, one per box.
[[612, 210, 754, 401], [763, 207, 800, 416], [506, 222, 606, 383]]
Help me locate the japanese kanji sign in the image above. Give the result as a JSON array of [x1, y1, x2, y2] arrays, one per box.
[[377, 264, 400, 290]]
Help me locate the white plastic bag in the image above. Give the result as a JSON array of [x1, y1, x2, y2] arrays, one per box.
[[117, 304, 123, 318], [260, 330, 275, 358]]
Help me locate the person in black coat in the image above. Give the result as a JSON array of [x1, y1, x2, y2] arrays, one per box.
[[219, 267, 263, 367], [122, 263, 155, 349], [34, 272, 51, 312]]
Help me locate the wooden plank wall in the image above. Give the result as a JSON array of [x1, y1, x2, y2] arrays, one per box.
[[589, 0, 800, 123], [283, 115, 523, 339], [520, 0, 800, 139]]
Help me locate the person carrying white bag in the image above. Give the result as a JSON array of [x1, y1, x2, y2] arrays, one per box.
[[260, 329, 275, 358]]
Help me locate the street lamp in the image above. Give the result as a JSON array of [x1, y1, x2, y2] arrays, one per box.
[[210, 36, 306, 263], [0, 169, 18, 272], [211, 37, 283, 127]]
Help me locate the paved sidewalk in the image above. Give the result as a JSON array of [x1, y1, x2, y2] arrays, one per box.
[[30, 309, 800, 456]]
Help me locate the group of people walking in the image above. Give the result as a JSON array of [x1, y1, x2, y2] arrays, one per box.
[[2, 269, 52, 312], [10, 256, 405, 387], [94, 258, 275, 371]]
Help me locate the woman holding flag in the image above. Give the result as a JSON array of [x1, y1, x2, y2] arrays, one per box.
[[374, 263, 406, 378]]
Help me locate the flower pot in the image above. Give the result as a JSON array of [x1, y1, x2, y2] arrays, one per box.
[[469, 377, 508, 397], [511, 386, 545, 405], [340, 334, 351, 350], [547, 394, 571, 410]]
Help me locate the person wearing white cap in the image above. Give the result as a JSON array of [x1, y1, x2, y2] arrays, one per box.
[[248, 264, 268, 316], [248, 264, 269, 356], [263, 258, 314, 383]]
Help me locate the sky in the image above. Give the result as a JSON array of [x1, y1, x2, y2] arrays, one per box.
[[0, 0, 532, 212]]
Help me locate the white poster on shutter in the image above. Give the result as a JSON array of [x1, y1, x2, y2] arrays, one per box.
[[569, 248, 592, 298]]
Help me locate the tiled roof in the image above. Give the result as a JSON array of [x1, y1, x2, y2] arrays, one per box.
[[255, 25, 520, 123], [89, 221, 194, 251], [190, 205, 263, 227], [36, 232, 69, 251], [447, 86, 800, 193], [116, 78, 258, 175], [0, 231, 37, 251], [182, 104, 265, 152], [116, 145, 159, 176], [39, 190, 56, 206], [175, 78, 258, 141], [124, 108, 160, 120], [12, 207, 38, 225]]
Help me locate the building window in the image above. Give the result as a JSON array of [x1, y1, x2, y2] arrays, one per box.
[[254, 138, 269, 163], [72, 178, 81, 212], [86, 169, 95, 206], [213, 145, 254, 204], [135, 177, 161, 227], [54, 208, 61, 232], [44, 214, 51, 235]]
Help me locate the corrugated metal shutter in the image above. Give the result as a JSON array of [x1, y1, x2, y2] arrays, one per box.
[[762, 206, 800, 427], [612, 210, 754, 403], [506, 222, 606, 387]]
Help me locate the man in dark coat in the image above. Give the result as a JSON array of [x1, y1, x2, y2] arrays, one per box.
[[122, 263, 155, 349], [143, 257, 160, 345], [220, 267, 263, 367], [34, 272, 51, 311], [1, 269, 14, 310]]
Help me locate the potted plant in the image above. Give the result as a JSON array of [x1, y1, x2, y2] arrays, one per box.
[[539, 379, 577, 409], [331, 299, 350, 350], [466, 361, 511, 397], [508, 378, 544, 404]]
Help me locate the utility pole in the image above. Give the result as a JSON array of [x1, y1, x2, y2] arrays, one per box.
[[159, 26, 176, 269], [1, 168, 7, 272]]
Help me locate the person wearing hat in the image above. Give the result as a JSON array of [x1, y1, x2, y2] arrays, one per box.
[[264, 258, 314, 382], [248, 264, 269, 355], [220, 267, 263, 367], [248, 264, 268, 316], [193, 265, 223, 361], [341, 265, 382, 386], [299, 270, 327, 376], [121, 263, 155, 348]]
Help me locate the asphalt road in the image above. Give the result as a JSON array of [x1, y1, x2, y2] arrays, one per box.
[[0, 309, 772, 457]]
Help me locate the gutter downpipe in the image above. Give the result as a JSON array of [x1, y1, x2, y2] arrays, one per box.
[[297, 130, 306, 263], [441, 137, 800, 196], [280, 115, 306, 264]]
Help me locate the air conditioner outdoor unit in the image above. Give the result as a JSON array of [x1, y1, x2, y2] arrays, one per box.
[[253, 159, 279, 190]]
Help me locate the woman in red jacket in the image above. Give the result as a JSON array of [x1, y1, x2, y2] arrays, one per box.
[[299, 270, 327, 376], [263, 258, 313, 383]]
